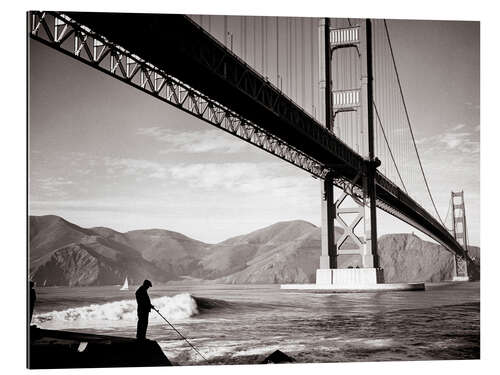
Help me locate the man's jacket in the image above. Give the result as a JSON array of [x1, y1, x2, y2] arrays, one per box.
[[135, 285, 152, 315]]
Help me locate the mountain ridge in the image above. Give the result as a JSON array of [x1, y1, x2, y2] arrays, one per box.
[[28, 215, 480, 286]]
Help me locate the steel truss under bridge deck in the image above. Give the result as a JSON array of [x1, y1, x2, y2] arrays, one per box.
[[28, 11, 470, 261]]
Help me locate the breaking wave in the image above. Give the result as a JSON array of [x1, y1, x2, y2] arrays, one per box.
[[33, 293, 198, 328]]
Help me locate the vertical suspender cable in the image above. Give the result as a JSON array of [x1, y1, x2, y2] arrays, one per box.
[[290, 18, 293, 99], [238, 16, 243, 58], [370, 22, 407, 191], [264, 17, 268, 77], [383, 20, 444, 224], [253, 17, 256, 68], [295, 18, 298, 102], [289, 19, 292, 97], [286, 19, 289, 94], [276, 17, 279, 88], [287, 18, 293, 98], [242, 17, 245, 60], [292, 18, 295, 101], [373, 21, 378, 158], [261, 17, 265, 75], [293, 18, 296, 101], [244, 17, 247, 61], [289, 18, 292, 95], [311, 18, 315, 117], [300, 18, 306, 108], [224, 16, 227, 47], [293, 18, 299, 102]]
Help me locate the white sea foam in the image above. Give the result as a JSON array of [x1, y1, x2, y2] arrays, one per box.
[[344, 337, 395, 348], [161, 339, 253, 361], [33, 293, 198, 329]]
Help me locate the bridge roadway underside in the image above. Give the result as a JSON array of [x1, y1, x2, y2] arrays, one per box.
[[61, 12, 468, 260]]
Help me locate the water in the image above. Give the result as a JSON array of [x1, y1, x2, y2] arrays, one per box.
[[32, 282, 480, 365]]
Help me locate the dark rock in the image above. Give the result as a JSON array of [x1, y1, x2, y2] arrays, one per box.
[[29, 328, 171, 369], [261, 350, 296, 364]]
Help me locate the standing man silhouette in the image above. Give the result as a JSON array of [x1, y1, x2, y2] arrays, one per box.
[[29, 281, 36, 325], [135, 279, 154, 340]]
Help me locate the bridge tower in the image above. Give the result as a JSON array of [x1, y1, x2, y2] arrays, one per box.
[[316, 19, 383, 286], [451, 191, 470, 281]]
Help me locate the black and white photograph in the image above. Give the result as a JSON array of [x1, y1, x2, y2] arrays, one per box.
[[23, 2, 486, 371]]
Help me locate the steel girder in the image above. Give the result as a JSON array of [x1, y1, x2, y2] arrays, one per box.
[[29, 11, 329, 180], [60, 11, 366, 175], [28, 11, 470, 261]]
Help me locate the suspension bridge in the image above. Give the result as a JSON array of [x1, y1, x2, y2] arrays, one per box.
[[28, 11, 472, 287]]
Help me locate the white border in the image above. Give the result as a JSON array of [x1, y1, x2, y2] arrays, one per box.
[[2, 1, 498, 374]]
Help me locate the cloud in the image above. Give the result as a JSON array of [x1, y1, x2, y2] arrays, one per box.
[[34, 177, 74, 197], [415, 137, 429, 145], [169, 162, 266, 193], [392, 121, 480, 218], [168, 162, 315, 195], [30, 198, 171, 213], [436, 133, 479, 154], [464, 102, 480, 110], [416, 125, 479, 154], [103, 156, 168, 179], [450, 124, 466, 131], [37, 177, 73, 189], [137, 127, 248, 154], [438, 132, 470, 149], [52, 152, 170, 180]]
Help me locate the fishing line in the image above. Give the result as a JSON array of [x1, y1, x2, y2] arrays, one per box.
[[153, 307, 208, 361]]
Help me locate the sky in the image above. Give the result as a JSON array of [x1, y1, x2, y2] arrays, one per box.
[[28, 16, 479, 245]]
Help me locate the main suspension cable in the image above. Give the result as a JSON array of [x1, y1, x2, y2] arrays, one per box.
[[383, 19, 445, 225]]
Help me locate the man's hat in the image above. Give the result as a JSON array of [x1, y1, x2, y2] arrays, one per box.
[[143, 279, 152, 287]]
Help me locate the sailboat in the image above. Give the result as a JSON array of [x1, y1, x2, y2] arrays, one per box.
[[120, 277, 129, 291]]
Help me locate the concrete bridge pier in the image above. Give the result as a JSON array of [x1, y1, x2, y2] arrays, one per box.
[[282, 170, 423, 291], [316, 171, 384, 286]]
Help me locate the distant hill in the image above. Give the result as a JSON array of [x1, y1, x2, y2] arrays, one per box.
[[125, 229, 210, 276], [30, 242, 165, 287], [30, 215, 94, 261], [28, 215, 480, 286], [212, 225, 480, 284], [29, 215, 199, 286], [197, 220, 320, 280], [212, 223, 322, 283]]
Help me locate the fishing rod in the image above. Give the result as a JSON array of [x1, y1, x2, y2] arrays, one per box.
[[152, 307, 208, 361]]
